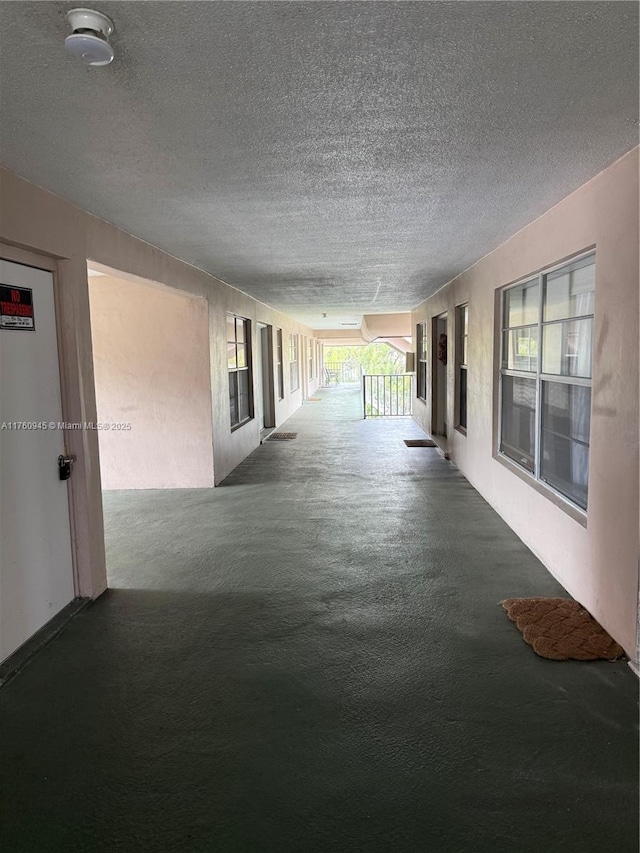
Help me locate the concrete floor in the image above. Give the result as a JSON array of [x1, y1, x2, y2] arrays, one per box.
[[0, 386, 637, 852]]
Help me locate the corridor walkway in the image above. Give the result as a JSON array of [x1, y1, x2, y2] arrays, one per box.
[[0, 386, 637, 852]]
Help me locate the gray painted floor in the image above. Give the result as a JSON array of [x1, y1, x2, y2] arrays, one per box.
[[1, 386, 637, 852]]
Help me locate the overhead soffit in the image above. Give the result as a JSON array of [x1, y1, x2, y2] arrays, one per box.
[[0, 1, 638, 328]]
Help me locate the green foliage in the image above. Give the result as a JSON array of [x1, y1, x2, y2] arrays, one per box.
[[325, 343, 405, 375]]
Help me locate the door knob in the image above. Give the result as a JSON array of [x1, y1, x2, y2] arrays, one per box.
[[58, 454, 74, 481]]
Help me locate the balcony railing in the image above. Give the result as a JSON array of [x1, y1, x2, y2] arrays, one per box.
[[362, 374, 413, 418], [323, 362, 363, 385]]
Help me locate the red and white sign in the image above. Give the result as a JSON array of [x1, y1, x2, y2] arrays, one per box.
[[0, 284, 35, 330]]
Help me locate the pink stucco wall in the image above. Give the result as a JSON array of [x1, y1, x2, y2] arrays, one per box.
[[89, 274, 214, 489], [412, 148, 639, 658]]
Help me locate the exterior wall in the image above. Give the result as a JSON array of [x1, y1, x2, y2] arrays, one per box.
[[361, 312, 411, 340], [89, 274, 214, 489], [412, 149, 639, 657], [0, 167, 318, 600], [207, 292, 317, 482]]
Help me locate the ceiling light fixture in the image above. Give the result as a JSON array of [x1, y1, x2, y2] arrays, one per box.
[[64, 8, 115, 66]]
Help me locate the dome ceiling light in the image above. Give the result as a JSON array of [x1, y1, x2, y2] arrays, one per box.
[[64, 8, 115, 66]]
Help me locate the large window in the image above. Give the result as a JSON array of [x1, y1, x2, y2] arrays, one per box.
[[227, 313, 252, 428], [417, 322, 427, 400], [457, 304, 468, 431], [499, 254, 594, 510], [289, 333, 299, 392], [276, 328, 284, 400], [308, 337, 314, 380]]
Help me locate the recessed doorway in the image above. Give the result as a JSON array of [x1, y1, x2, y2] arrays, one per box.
[[256, 323, 275, 434], [432, 313, 448, 437]]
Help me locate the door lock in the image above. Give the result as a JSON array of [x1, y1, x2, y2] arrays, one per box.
[[58, 454, 74, 481]]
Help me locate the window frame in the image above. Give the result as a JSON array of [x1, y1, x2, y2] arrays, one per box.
[[227, 313, 253, 430], [498, 251, 595, 513], [456, 304, 468, 434], [416, 321, 427, 401], [289, 333, 299, 392]]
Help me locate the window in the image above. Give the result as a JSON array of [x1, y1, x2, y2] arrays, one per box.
[[499, 254, 594, 510], [227, 313, 252, 428], [308, 337, 314, 380], [457, 304, 468, 431], [416, 322, 427, 400], [276, 328, 284, 400], [289, 333, 299, 391]]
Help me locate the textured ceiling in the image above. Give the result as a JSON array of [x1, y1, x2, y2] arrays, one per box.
[[0, 2, 638, 328]]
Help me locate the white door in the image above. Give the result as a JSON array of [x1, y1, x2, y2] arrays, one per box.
[[0, 258, 75, 662]]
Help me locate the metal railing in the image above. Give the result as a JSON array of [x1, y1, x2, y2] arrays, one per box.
[[363, 374, 413, 418], [323, 362, 363, 385]]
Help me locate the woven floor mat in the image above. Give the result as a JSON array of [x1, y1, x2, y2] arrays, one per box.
[[404, 439, 437, 447], [501, 597, 625, 661], [268, 432, 298, 440]]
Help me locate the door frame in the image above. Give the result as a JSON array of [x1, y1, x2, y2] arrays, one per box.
[[258, 323, 276, 429], [431, 312, 449, 438], [0, 243, 86, 600]]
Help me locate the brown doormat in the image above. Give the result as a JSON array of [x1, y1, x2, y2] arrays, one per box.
[[307, 398, 322, 402], [501, 597, 625, 661], [268, 432, 297, 440], [404, 439, 437, 447]]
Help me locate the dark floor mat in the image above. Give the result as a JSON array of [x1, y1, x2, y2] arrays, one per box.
[[404, 439, 437, 447], [268, 432, 298, 440]]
